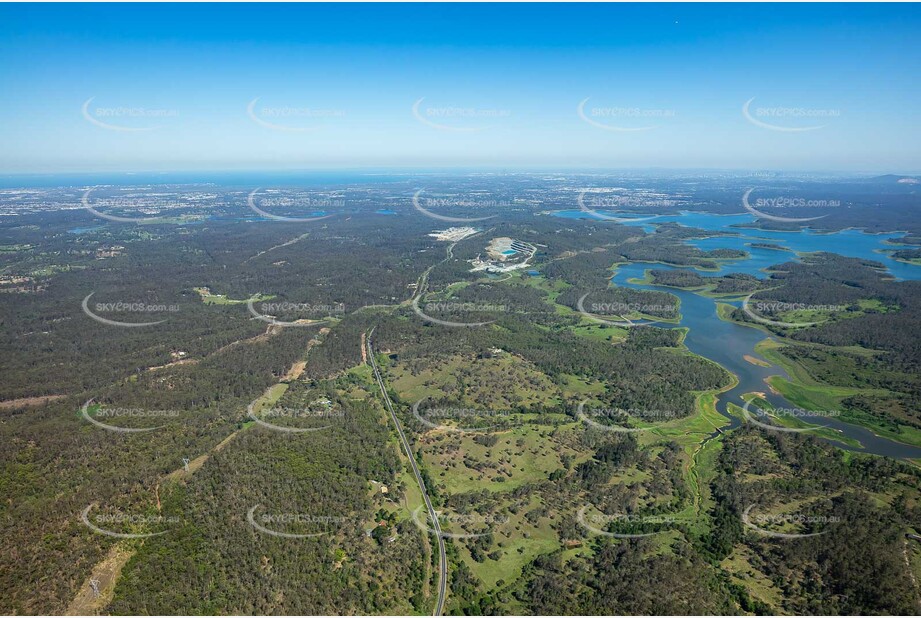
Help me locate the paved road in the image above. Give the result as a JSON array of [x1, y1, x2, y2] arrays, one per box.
[[366, 328, 447, 616]]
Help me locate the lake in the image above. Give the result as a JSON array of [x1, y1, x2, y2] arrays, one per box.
[[555, 209, 921, 459]]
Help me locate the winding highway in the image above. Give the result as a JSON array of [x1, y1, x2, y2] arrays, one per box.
[[366, 328, 447, 616]]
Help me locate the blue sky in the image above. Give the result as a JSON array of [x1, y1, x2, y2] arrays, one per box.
[[0, 3, 919, 174]]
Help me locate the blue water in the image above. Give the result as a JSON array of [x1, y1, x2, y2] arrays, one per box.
[[613, 264, 921, 459], [67, 226, 105, 234], [501, 249, 517, 255], [560, 209, 921, 459], [0, 171, 415, 189], [554, 209, 918, 281]]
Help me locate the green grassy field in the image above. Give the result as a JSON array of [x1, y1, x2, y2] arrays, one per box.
[[735, 393, 863, 449], [456, 494, 562, 592], [380, 251, 921, 612], [766, 376, 921, 448], [389, 352, 563, 412], [422, 423, 586, 494], [193, 287, 274, 305]]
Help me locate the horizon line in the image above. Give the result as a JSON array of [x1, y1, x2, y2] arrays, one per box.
[[2, 166, 920, 179]]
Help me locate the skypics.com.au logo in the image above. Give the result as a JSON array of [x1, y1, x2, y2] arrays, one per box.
[[741, 293, 847, 329], [577, 401, 678, 433], [742, 97, 840, 132], [576, 291, 678, 328], [740, 399, 841, 434], [247, 401, 345, 434], [82, 97, 179, 132], [247, 188, 340, 222], [247, 299, 345, 327], [412, 299, 507, 328], [412, 190, 500, 223], [576, 190, 662, 223], [578, 98, 675, 132], [742, 188, 839, 223], [577, 506, 676, 538], [411, 506, 509, 540], [82, 292, 178, 328], [80, 399, 181, 433], [742, 504, 839, 539], [81, 187, 212, 224], [410, 399, 514, 433], [81, 504, 179, 539], [247, 505, 349, 539], [412, 98, 511, 132], [247, 97, 345, 132]]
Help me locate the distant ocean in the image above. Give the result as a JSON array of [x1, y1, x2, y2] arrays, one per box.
[[0, 171, 422, 189]]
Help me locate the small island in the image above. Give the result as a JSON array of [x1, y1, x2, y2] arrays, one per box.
[[748, 242, 791, 252], [743, 354, 771, 367], [890, 247, 921, 266]]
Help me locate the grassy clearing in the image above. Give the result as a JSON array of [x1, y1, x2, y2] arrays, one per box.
[[422, 423, 586, 494], [721, 546, 784, 610], [251, 382, 289, 413], [630, 383, 734, 531], [688, 434, 724, 536], [569, 320, 629, 342], [737, 393, 863, 449], [766, 299, 895, 326], [457, 494, 561, 592], [754, 339, 819, 385], [519, 271, 669, 338], [389, 352, 562, 412], [767, 377, 921, 448], [557, 373, 606, 397], [193, 287, 274, 305], [384, 344, 584, 602], [716, 301, 738, 322]]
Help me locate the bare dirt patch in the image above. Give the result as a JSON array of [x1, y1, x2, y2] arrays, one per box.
[[0, 395, 66, 410], [65, 544, 135, 616]]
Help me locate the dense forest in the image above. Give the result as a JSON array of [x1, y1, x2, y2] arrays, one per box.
[[107, 381, 428, 615], [2, 178, 920, 615]]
